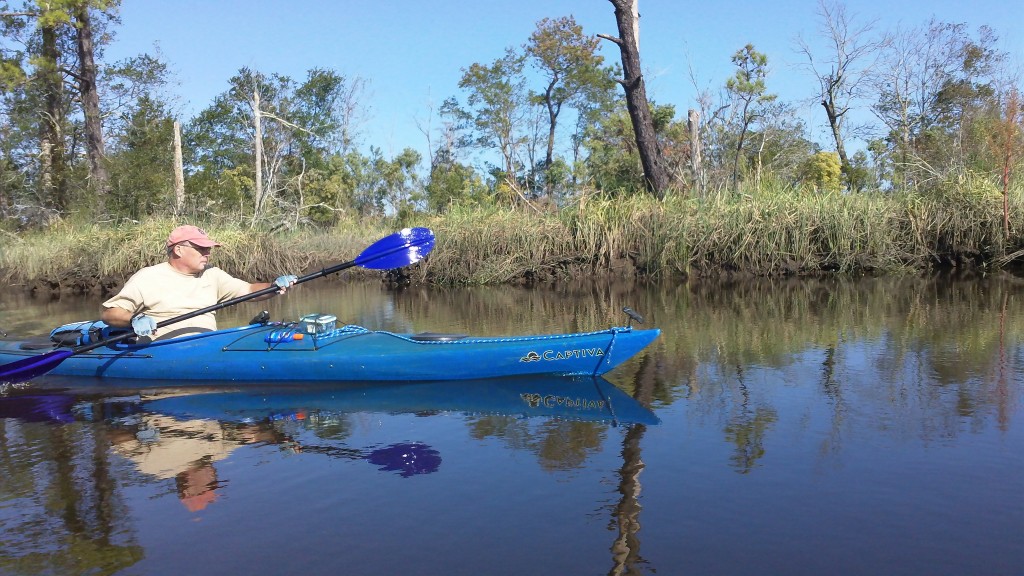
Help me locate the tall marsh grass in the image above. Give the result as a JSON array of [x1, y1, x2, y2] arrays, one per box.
[[0, 218, 396, 291], [1, 184, 1021, 290]]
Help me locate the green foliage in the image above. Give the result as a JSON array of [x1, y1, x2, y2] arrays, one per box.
[[0, 57, 26, 90], [799, 151, 842, 193], [184, 67, 371, 225], [105, 95, 175, 218], [581, 104, 644, 192], [446, 47, 530, 182], [844, 151, 875, 192], [581, 100, 688, 195], [0, 7, 1020, 230], [525, 15, 616, 194], [424, 149, 490, 212]]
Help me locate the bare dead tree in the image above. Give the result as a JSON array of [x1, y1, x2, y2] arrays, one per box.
[[687, 109, 704, 196], [252, 88, 265, 225], [172, 121, 185, 214], [599, 0, 670, 199], [796, 0, 886, 186]]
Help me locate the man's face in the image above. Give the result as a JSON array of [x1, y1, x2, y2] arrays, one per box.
[[173, 241, 212, 273]]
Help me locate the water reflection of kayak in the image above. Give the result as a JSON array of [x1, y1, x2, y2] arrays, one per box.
[[0, 376, 659, 427], [140, 376, 660, 426]]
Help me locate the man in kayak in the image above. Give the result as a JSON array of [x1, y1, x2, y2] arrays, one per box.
[[100, 225, 297, 340]]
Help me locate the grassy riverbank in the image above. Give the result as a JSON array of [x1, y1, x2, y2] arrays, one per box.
[[2, 185, 1022, 294]]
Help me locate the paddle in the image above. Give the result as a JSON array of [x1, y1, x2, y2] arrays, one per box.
[[0, 227, 436, 385]]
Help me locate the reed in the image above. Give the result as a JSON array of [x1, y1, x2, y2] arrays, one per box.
[[424, 183, 1021, 283], [0, 218, 397, 291], [2, 181, 1021, 289]]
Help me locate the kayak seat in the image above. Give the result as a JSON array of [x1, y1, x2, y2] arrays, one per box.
[[410, 332, 468, 342]]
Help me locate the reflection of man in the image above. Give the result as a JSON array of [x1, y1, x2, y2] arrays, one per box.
[[176, 459, 219, 512], [107, 414, 283, 512]]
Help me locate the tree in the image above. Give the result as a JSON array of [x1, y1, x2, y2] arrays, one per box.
[[799, 151, 842, 193], [525, 15, 612, 195], [38, 15, 68, 211], [1, 1, 71, 213], [376, 147, 422, 218], [582, 99, 686, 194], [186, 67, 366, 224], [0, 0, 120, 217], [725, 44, 776, 188], [73, 1, 112, 213], [746, 100, 816, 188], [872, 20, 1006, 190], [424, 146, 488, 213], [106, 94, 174, 217], [599, 0, 670, 199], [446, 48, 531, 195], [796, 0, 886, 189], [100, 52, 178, 218]]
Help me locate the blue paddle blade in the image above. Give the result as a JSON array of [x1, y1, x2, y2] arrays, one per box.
[[0, 349, 75, 385], [354, 227, 435, 270]]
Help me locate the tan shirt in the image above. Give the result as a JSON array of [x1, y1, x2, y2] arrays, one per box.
[[102, 262, 251, 340]]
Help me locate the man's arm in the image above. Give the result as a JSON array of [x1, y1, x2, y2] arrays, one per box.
[[247, 275, 296, 301], [101, 306, 134, 327], [248, 282, 276, 301]]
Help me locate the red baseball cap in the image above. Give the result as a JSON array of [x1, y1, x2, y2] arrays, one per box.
[[166, 225, 221, 248]]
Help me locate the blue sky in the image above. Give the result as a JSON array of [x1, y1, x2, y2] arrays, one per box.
[[106, 0, 1022, 160]]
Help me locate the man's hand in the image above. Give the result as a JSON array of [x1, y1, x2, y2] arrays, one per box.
[[274, 275, 298, 293], [131, 315, 157, 337]]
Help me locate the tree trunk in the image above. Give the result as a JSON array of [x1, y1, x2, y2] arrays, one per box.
[[732, 102, 751, 189], [252, 88, 265, 225], [687, 109, 703, 197], [39, 23, 67, 213], [173, 121, 185, 214], [821, 97, 850, 179], [544, 80, 558, 195], [601, 0, 670, 199], [75, 5, 109, 214]]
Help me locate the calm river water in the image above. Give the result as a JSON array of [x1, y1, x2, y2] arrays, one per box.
[[1, 274, 1021, 575]]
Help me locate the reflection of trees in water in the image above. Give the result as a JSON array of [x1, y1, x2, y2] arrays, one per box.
[[390, 280, 655, 336], [723, 366, 778, 474], [468, 417, 605, 471], [608, 423, 648, 576], [0, 420, 143, 574], [606, 353, 659, 576], [664, 275, 1020, 457], [819, 344, 848, 460], [293, 412, 358, 441], [377, 275, 1020, 442], [724, 405, 778, 474]]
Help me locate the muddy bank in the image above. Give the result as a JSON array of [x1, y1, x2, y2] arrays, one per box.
[[8, 253, 1021, 302]]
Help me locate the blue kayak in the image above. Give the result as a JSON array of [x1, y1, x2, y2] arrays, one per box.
[[0, 319, 660, 383]]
